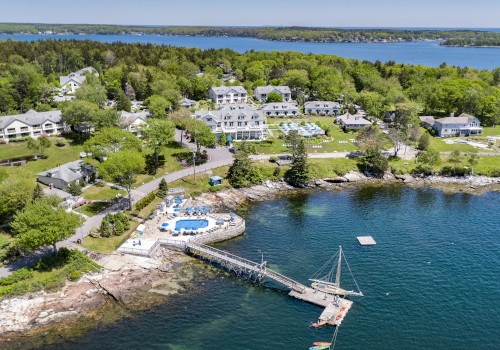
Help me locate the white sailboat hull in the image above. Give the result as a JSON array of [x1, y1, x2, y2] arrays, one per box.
[[310, 281, 363, 297]]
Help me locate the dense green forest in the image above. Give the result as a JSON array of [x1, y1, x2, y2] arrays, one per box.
[[1, 23, 500, 46], [0, 40, 499, 126], [442, 38, 500, 47]]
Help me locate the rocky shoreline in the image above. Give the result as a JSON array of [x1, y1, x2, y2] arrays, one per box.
[[197, 171, 500, 210], [1, 171, 499, 346]]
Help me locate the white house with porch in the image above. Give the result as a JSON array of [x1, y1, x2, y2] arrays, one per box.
[[59, 67, 99, 94], [194, 104, 268, 142], [432, 113, 483, 137], [0, 110, 68, 142], [336, 113, 372, 130], [304, 101, 341, 116], [254, 86, 292, 102], [208, 86, 248, 105]]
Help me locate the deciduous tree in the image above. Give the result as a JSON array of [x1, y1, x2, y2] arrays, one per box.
[[98, 150, 145, 210], [11, 196, 80, 253], [84, 127, 141, 160], [140, 118, 175, 170]]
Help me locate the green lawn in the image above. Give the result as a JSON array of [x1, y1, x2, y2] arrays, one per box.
[[82, 221, 139, 253], [166, 166, 232, 198], [82, 184, 126, 201], [255, 118, 359, 155], [0, 136, 84, 180], [482, 126, 500, 137], [77, 201, 113, 216]]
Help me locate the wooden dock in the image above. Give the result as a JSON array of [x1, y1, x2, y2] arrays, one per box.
[[160, 240, 353, 326]]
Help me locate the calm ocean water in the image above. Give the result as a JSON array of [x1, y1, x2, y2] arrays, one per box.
[[1, 33, 499, 69], [47, 186, 500, 350]]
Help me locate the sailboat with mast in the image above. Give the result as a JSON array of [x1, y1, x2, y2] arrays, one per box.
[[309, 246, 363, 297]]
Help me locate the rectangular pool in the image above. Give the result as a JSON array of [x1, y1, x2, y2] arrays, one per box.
[[175, 219, 209, 231]]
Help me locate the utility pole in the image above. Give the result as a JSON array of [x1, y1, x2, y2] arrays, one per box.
[[192, 150, 197, 184]]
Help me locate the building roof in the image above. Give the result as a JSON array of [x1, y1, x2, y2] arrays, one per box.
[[120, 111, 150, 126], [74, 66, 99, 76], [254, 86, 291, 95], [337, 113, 371, 125], [179, 97, 197, 107], [210, 86, 248, 95], [419, 116, 435, 125], [434, 113, 479, 125], [37, 160, 88, 183], [304, 101, 341, 109], [0, 110, 63, 130], [261, 102, 299, 111], [59, 75, 87, 87], [195, 104, 264, 123]]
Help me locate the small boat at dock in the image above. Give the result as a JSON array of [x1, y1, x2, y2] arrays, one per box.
[[313, 342, 332, 346], [309, 346, 330, 350], [309, 246, 363, 297]]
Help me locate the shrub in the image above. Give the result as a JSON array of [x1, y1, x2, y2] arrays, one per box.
[[68, 271, 81, 281], [55, 138, 67, 147], [191, 191, 202, 198], [134, 191, 156, 211], [9, 137, 31, 143], [0, 268, 34, 286]]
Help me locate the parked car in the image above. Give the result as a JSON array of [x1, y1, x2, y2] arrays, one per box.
[[229, 147, 236, 154]]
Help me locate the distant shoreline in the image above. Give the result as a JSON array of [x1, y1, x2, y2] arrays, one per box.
[[1, 23, 499, 48]]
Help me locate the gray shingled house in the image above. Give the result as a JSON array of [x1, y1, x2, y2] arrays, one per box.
[[37, 160, 96, 190]]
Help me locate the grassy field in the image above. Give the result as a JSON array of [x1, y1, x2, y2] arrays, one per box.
[[77, 201, 113, 216], [166, 166, 232, 198], [482, 126, 500, 137], [389, 153, 500, 176], [82, 184, 126, 201], [0, 137, 84, 180], [82, 220, 138, 253], [254, 117, 359, 155]]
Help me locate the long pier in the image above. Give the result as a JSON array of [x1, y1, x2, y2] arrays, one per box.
[[159, 239, 352, 326]]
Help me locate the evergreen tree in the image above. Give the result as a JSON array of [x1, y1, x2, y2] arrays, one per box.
[[417, 132, 430, 151], [67, 181, 83, 196], [361, 147, 389, 177], [227, 143, 262, 188], [157, 178, 168, 198], [99, 215, 113, 237], [115, 89, 132, 112], [285, 138, 309, 186], [32, 183, 45, 201]]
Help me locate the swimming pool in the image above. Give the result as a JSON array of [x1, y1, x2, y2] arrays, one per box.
[[175, 219, 209, 231]]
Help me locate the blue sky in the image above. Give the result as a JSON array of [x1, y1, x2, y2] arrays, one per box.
[[0, 0, 499, 28]]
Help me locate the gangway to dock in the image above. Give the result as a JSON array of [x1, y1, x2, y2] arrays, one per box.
[[159, 240, 352, 325]]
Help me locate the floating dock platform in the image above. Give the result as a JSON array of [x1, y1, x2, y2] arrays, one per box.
[[319, 298, 353, 326], [357, 236, 376, 246]]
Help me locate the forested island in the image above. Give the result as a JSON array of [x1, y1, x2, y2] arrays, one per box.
[[1, 23, 500, 47]]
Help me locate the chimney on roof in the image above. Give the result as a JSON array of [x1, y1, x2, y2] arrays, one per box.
[[450, 112, 455, 118]]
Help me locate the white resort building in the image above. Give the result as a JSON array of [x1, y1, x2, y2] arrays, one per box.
[[0, 110, 68, 142], [304, 101, 341, 116], [336, 113, 372, 130], [420, 113, 483, 137], [194, 104, 268, 142], [254, 86, 292, 102], [208, 86, 248, 105], [261, 102, 300, 117], [59, 66, 99, 94]]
